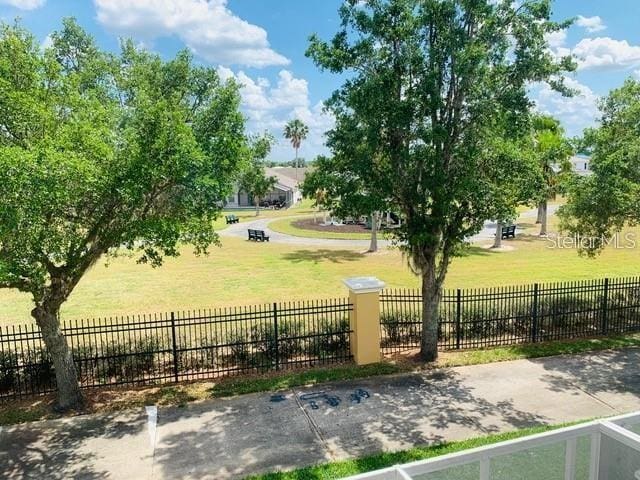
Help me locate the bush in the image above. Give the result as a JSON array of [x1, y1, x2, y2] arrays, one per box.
[[92, 337, 162, 383], [314, 317, 350, 356], [178, 333, 221, 372], [0, 351, 17, 393], [381, 310, 421, 346], [227, 331, 250, 365], [21, 348, 55, 390], [250, 321, 304, 362]]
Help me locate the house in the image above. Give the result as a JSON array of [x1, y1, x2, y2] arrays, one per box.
[[568, 154, 592, 176], [552, 154, 592, 177], [224, 167, 310, 208]]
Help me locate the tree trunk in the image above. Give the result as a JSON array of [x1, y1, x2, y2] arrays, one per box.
[[294, 147, 299, 184], [420, 262, 441, 362], [536, 203, 544, 224], [368, 212, 378, 252], [255, 196, 260, 216], [32, 303, 83, 410], [539, 200, 548, 236], [493, 220, 503, 248]]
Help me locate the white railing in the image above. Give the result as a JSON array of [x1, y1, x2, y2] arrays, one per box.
[[343, 411, 640, 480]]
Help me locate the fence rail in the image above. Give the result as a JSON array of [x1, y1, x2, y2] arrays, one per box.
[[0, 299, 353, 400], [380, 277, 640, 354], [4, 276, 640, 401]]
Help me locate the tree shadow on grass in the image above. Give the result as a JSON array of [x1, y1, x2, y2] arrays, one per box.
[[281, 249, 365, 264]]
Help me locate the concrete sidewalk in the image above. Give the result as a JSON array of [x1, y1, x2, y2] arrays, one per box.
[[2, 348, 640, 479]]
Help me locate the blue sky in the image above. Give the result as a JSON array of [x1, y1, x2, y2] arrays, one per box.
[[1, 0, 640, 161]]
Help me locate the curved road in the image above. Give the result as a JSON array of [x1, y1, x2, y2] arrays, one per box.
[[220, 205, 560, 248]]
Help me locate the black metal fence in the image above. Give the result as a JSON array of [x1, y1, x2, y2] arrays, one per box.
[[381, 277, 640, 354], [0, 299, 352, 400]]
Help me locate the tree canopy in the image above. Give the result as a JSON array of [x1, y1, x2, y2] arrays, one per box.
[[239, 133, 278, 215], [307, 0, 574, 360], [0, 19, 247, 408], [559, 79, 640, 255]]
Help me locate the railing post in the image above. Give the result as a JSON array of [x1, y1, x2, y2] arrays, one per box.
[[273, 302, 279, 371], [170, 312, 179, 383], [343, 277, 386, 365], [456, 289, 462, 350], [602, 278, 610, 335], [531, 284, 539, 343]]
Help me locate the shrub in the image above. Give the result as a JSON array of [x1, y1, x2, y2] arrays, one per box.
[[250, 320, 304, 362], [0, 351, 17, 393], [226, 331, 250, 365], [22, 348, 55, 390], [314, 317, 350, 357], [381, 310, 421, 346]]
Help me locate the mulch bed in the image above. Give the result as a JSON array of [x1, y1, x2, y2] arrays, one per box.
[[292, 217, 372, 234]]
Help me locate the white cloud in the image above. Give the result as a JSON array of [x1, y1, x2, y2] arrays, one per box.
[[634, 69, 640, 80], [0, 0, 45, 9], [531, 77, 600, 137], [572, 37, 640, 70], [94, 0, 289, 68], [545, 30, 567, 49], [220, 68, 333, 160], [40, 34, 52, 50], [575, 15, 606, 33]]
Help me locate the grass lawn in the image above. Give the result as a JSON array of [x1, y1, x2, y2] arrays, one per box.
[[269, 215, 377, 240], [212, 199, 317, 230], [2, 209, 640, 325], [244, 422, 582, 480]]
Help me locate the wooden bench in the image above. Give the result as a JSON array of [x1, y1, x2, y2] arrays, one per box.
[[248, 229, 270, 242], [225, 214, 239, 224], [501, 225, 516, 239]]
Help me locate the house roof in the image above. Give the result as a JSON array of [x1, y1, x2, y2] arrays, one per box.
[[265, 167, 311, 190]]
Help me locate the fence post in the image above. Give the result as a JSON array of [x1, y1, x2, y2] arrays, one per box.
[[601, 278, 610, 335], [343, 277, 386, 365], [273, 302, 279, 371], [456, 289, 462, 350], [170, 312, 179, 383], [531, 284, 539, 343]]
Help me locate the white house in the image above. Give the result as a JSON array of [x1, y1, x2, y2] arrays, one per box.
[[224, 167, 307, 208], [568, 154, 592, 176]]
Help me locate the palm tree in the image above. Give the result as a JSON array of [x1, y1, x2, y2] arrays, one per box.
[[532, 116, 573, 236], [283, 119, 309, 184]]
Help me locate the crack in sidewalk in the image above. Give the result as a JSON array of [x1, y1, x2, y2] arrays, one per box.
[[292, 390, 339, 461]]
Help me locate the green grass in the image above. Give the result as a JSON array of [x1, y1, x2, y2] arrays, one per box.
[[212, 199, 317, 230], [439, 333, 640, 367], [210, 363, 405, 398], [269, 216, 376, 240], [3, 209, 640, 324], [244, 422, 582, 480], [0, 404, 48, 426]]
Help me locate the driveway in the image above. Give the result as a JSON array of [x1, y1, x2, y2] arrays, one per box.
[[2, 347, 639, 479]]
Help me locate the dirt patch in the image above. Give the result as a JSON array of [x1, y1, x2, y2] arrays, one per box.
[[292, 217, 372, 234]]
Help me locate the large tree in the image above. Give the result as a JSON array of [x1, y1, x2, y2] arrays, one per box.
[[308, 0, 574, 360], [0, 20, 246, 409], [559, 79, 640, 255], [239, 134, 278, 216]]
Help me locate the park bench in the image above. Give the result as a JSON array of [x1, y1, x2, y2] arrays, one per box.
[[501, 225, 517, 239], [225, 214, 239, 224], [248, 229, 270, 242]]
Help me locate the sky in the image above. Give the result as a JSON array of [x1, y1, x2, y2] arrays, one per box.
[[1, 0, 639, 161]]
